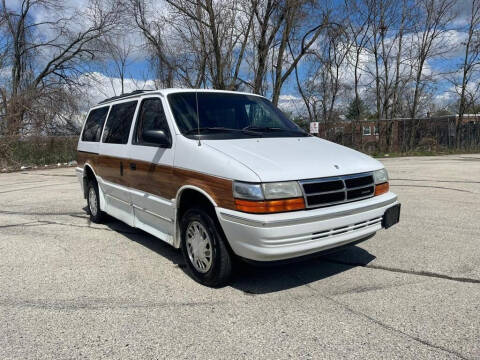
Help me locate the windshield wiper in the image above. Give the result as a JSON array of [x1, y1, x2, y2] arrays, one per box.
[[242, 126, 283, 132], [185, 127, 259, 135], [242, 125, 307, 135], [185, 127, 231, 134]]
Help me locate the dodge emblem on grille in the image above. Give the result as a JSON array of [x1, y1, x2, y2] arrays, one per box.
[[334, 165, 340, 169]]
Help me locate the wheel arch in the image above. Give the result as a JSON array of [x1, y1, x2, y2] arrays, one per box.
[[174, 185, 220, 248], [82, 163, 98, 199], [176, 185, 218, 207]]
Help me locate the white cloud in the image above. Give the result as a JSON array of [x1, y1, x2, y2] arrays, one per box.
[[278, 94, 306, 116], [433, 80, 480, 108], [76, 72, 156, 108], [433, 90, 456, 106], [0, 66, 12, 82]]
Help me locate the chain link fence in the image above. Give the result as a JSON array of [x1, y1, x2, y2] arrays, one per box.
[[318, 115, 480, 155], [1, 115, 479, 170]]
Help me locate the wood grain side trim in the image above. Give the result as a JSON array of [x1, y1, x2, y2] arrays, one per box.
[[77, 151, 96, 168], [129, 159, 235, 209], [96, 154, 130, 187], [76, 151, 235, 210], [77, 151, 129, 187]]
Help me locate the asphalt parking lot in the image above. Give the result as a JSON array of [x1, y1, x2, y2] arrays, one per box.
[[0, 154, 479, 359]]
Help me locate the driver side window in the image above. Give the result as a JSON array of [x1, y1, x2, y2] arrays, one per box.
[[134, 98, 171, 145]]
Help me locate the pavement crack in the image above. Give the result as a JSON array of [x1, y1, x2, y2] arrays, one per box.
[[326, 294, 469, 359], [69, 214, 89, 219], [0, 298, 223, 310], [0, 216, 139, 235], [0, 180, 48, 186], [40, 220, 139, 235], [323, 259, 480, 284], [292, 274, 470, 360], [0, 210, 86, 216], [390, 184, 473, 193], [0, 182, 74, 194], [391, 178, 480, 184], [0, 221, 47, 229], [328, 281, 424, 296], [19, 173, 76, 177]]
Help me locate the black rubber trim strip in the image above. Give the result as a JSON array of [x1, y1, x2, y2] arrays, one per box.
[[78, 150, 99, 155]]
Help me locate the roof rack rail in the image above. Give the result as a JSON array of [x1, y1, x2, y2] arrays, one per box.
[[98, 89, 155, 105]]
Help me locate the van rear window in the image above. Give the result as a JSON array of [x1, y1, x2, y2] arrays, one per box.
[[102, 101, 138, 144], [81, 107, 109, 142]]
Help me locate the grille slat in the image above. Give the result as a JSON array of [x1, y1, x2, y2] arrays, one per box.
[[307, 189, 348, 196], [307, 192, 345, 206], [300, 172, 374, 209], [345, 176, 373, 188], [302, 180, 344, 193]]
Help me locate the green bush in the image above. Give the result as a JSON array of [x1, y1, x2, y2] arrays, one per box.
[[0, 136, 78, 169]]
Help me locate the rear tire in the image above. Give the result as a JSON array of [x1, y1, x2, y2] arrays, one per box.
[[86, 180, 104, 223], [180, 207, 232, 287]]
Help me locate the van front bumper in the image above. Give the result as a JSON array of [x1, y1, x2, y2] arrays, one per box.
[[215, 192, 399, 262]]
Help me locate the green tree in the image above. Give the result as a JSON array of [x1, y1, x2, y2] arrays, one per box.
[[346, 98, 368, 120]]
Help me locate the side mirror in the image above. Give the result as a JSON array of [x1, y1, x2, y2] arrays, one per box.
[[142, 130, 171, 147]]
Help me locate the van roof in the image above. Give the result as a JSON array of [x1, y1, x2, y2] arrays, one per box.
[[96, 88, 264, 106]]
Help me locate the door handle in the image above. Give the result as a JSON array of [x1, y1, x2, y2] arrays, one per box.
[[130, 163, 136, 170]]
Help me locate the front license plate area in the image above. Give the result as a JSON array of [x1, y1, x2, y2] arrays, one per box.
[[382, 204, 401, 229]]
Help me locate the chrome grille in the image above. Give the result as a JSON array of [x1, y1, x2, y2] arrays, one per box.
[[300, 172, 375, 209]]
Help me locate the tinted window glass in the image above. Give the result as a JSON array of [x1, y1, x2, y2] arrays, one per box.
[[81, 107, 109, 142], [134, 98, 171, 144], [102, 101, 137, 144], [168, 92, 306, 139]]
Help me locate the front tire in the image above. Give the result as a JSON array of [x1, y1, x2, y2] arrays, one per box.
[[180, 207, 232, 287], [86, 180, 104, 223]]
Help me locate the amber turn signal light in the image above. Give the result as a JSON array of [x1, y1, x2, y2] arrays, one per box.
[[374, 182, 389, 196], [234, 197, 305, 214]]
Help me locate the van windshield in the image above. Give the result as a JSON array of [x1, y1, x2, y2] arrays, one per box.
[[167, 92, 308, 139]]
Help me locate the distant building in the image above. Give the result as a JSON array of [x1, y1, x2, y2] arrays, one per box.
[[315, 114, 480, 152]]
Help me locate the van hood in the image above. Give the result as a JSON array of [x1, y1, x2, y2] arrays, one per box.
[[203, 137, 383, 182]]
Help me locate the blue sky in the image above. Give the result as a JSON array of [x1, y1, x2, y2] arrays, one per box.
[[2, 0, 476, 114], [98, 3, 472, 113]]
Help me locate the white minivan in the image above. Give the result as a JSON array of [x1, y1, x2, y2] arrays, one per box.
[[76, 89, 400, 286]]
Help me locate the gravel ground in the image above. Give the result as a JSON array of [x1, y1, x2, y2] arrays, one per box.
[[0, 154, 479, 359]]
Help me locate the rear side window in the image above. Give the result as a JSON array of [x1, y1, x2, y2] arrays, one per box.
[[81, 107, 109, 142], [134, 98, 171, 145], [102, 101, 137, 144]]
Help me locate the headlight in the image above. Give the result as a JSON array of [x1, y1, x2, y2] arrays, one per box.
[[262, 181, 302, 199], [233, 181, 303, 200], [233, 181, 305, 213], [233, 182, 263, 200], [373, 168, 388, 184]]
